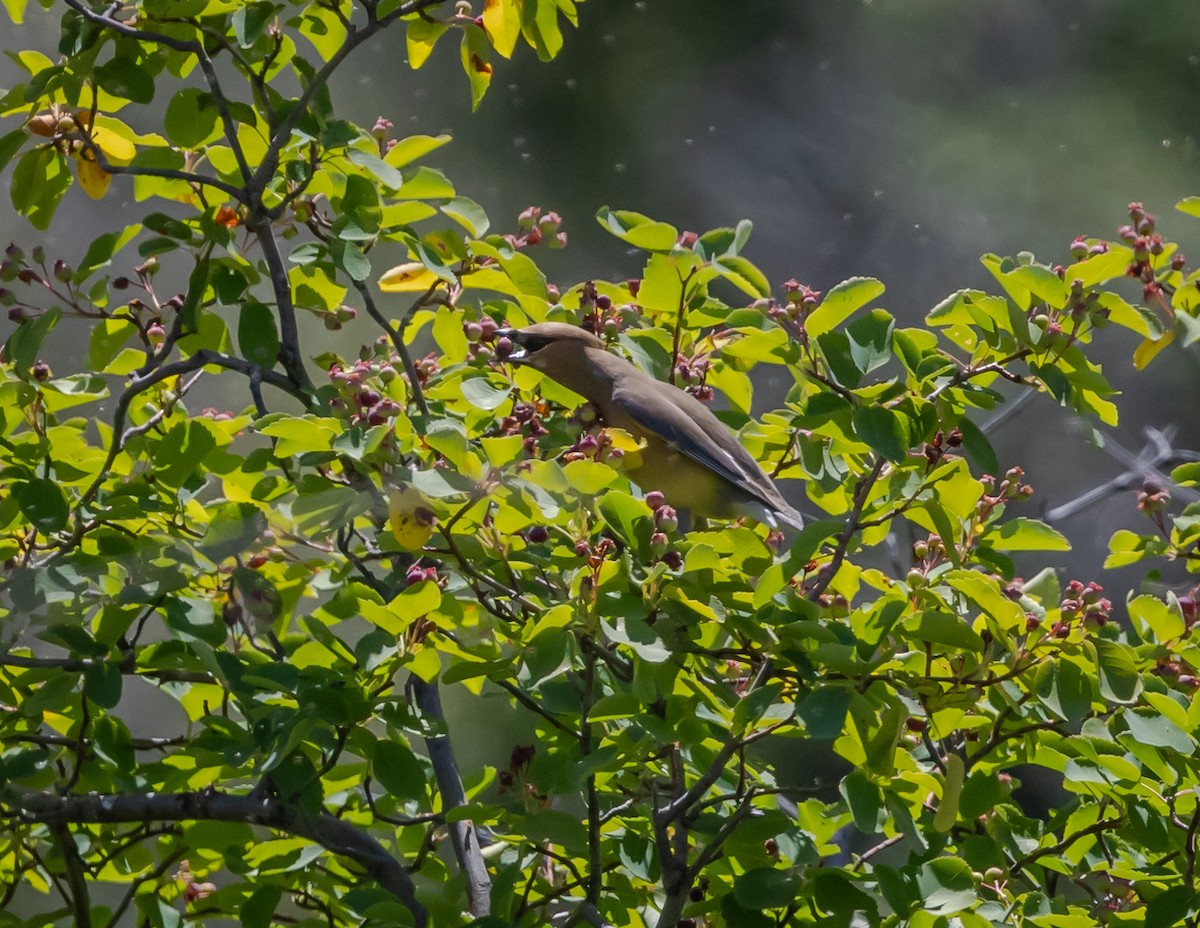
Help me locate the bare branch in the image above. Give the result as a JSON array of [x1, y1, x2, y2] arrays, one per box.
[[49, 823, 91, 928], [355, 279, 431, 418], [408, 676, 492, 916], [2, 786, 427, 927]]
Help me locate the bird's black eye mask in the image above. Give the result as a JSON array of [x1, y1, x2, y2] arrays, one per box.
[[497, 329, 553, 363]]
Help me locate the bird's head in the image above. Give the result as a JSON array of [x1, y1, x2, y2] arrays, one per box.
[[497, 323, 606, 370]]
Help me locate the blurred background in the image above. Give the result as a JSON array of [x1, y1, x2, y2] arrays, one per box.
[[4, 0, 1200, 810]]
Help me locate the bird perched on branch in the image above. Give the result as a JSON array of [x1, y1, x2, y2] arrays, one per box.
[[498, 322, 804, 530]]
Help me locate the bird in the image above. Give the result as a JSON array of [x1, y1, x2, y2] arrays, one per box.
[[497, 322, 804, 530]]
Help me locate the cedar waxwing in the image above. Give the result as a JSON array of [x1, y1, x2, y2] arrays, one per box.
[[499, 323, 804, 530]]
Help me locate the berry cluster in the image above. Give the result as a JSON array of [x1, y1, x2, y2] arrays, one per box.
[[496, 399, 549, 456], [644, 491, 683, 570], [3, 243, 177, 358], [405, 562, 441, 587], [462, 313, 514, 363], [1031, 276, 1110, 340], [1058, 579, 1112, 633], [906, 533, 947, 590], [577, 280, 634, 340], [674, 351, 714, 402], [496, 743, 544, 804], [978, 467, 1034, 516], [1136, 479, 1170, 515], [1117, 202, 1186, 303], [25, 104, 93, 160], [326, 358, 403, 427], [323, 304, 358, 331], [762, 279, 822, 342], [561, 428, 626, 466], [922, 428, 963, 467], [513, 206, 567, 249], [1154, 658, 1199, 689]]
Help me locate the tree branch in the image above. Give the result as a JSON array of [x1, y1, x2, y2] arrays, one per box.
[[355, 279, 430, 417], [49, 822, 90, 928], [2, 786, 428, 927], [806, 457, 885, 601], [408, 676, 492, 916], [247, 217, 315, 394], [0, 652, 214, 685]]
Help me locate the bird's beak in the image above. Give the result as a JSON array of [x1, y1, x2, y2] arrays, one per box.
[[496, 328, 530, 364]]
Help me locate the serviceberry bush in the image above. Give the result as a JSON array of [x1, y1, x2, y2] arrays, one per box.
[[2, 3, 1200, 928]]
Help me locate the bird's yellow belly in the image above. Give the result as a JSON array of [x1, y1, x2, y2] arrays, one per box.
[[623, 440, 736, 519]]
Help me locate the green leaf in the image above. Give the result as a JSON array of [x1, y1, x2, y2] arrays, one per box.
[[733, 868, 803, 910], [932, 753, 964, 833], [197, 502, 267, 564], [916, 857, 976, 915], [713, 254, 770, 298], [1128, 593, 1185, 643], [372, 740, 427, 801], [233, 1, 278, 46], [0, 127, 28, 173], [981, 517, 1069, 551], [1035, 660, 1092, 725], [1177, 196, 1200, 219], [597, 490, 652, 561], [1146, 886, 1199, 928], [441, 196, 490, 236], [840, 769, 882, 832], [1, 0, 29, 24], [12, 147, 70, 230], [386, 133, 452, 170], [1093, 639, 1142, 705], [256, 415, 340, 455], [845, 308, 895, 375], [906, 611, 984, 651], [596, 206, 678, 251], [84, 661, 123, 709], [164, 88, 219, 148], [347, 148, 404, 190], [15, 478, 68, 533], [806, 277, 885, 338], [812, 870, 878, 917], [95, 57, 155, 104], [237, 301, 280, 369], [76, 224, 141, 281], [798, 686, 850, 740], [459, 377, 511, 410], [563, 460, 621, 496], [1123, 710, 1194, 753], [331, 239, 371, 281], [852, 405, 909, 462], [6, 305, 60, 373], [242, 887, 284, 928], [361, 582, 442, 635]]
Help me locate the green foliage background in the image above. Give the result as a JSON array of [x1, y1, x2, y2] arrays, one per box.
[[1, 2, 1200, 928]]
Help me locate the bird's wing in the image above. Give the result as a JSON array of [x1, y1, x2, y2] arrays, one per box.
[[611, 376, 786, 510]]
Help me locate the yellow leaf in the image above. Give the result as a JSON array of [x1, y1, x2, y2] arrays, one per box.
[[1134, 330, 1175, 370], [379, 262, 440, 293], [90, 118, 136, 164], [482, 0, 521, 58], [389, 486, 435, 550], [406, 19, 448, 70], [76, 154, 111, 199], [606, 428, 646, 454]]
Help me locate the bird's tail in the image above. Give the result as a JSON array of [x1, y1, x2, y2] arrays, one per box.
[[741, 499, 804, 532]]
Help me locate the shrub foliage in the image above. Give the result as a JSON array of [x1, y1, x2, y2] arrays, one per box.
[[2, 2, 1200, 927]]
